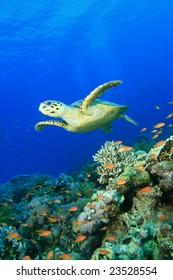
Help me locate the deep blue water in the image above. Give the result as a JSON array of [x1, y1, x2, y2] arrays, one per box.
[[0, 0, 173, 183]]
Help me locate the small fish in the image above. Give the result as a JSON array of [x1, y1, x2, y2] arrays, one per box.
[[97, 194, 103, 199], [69, 206, 78, 212], [155, 140, 165, 147], [168, 100, 173, 104], [155, 105, 160, 109], [60, 254, 72, 259], [99, 249, 109, 255], [76, 191, 82, 196], [88, 204, 94, 209], [20, 223, 28, 227], [118, 145, 132, 152], [166, 113, 173, 119], [46, 250, 54, 260], [54, 199, 61, 203], [157, 215, 166, 221], [105, 236, 116, 241], [6, 232, 19, 239], [154, 122, 165, 128], [114, 141, 122, 145], [143, 214, 151, 219], [139, 186, 152, 193], [133, 241, 140, 247], [100, 218, 109, 223], [22, 256, 32, 260], [100, 226, 108, 231], [151, 129, 157, 133], [48, 217, 58, 223], [64, 190, 70, 193], [116, 179, 126, 185], [1, 202, 9, 207], [25, 192, 32, 199], [74, 221, 83, 225], [157, 129, 163, 135], [74, 235, 86, 243], [140, 127, 147, 132], [135, 166, 145, 171], [168, 124, 173, 127], [152, 134, 159, 139], [39, 210, 47, 216], [31, 239, 37, 244], [103, 163, 115, 169], [39, 230, 52, 237]]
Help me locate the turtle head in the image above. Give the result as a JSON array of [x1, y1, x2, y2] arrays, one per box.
[[39, 100, 66, 118]]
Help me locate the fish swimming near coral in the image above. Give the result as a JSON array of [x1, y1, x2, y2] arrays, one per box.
[[35, 80, 137, 133]]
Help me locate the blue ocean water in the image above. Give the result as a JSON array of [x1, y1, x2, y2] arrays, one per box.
[[0, 0, 173, 183]]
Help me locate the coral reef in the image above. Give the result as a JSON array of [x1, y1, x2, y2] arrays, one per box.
[[0, 135, 172, 260]]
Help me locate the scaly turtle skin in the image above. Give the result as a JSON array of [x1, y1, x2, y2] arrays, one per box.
[[35, 80, 137, 133]]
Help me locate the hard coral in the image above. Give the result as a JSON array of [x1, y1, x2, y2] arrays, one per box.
[[93, 141, 137, 184]]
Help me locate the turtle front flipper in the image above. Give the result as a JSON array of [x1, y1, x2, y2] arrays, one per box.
[[35, 120, 68, 131], [81, 80, 122, 114]]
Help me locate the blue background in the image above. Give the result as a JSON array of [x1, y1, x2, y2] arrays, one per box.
[[0, 0, 173, 183]]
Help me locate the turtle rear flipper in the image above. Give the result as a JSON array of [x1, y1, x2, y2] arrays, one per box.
[[81, 80, 122, 114], [99, 122, 112, 133], [120, 114, 138, 125], [35, 120, 68, 131]]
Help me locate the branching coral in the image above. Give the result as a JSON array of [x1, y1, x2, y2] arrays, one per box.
[[93, 141, 137, 184]]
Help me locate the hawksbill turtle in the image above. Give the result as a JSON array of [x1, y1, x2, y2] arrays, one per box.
[[35, 80, 137, 133]]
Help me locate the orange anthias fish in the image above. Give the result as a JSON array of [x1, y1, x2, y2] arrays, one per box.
[[60, 254, 72, 259], [140, 127, 147, 132], [100, 226, 108, 231], [6, 232, 19, 239], [105, 236, 116, 241], [166, 113, 173, 119], [22, 255, 32, 260], [74, 235, 86, 243], [155, 140, 165, 147], [97, 194, 103, 199], [114, 141, 122, 145], [54, 199, 61, 203], [99, 249, 109, 255], [133, 241, 140, 247], [39, 230, 52, 237], [103, 163, 115, 169], [48, 217, 58, 223], [139, 186, 152, 193], [157, 215, 167, 221], [116, 179, 126, 185], [154, 122, 165, 129], [46, 250, 54, 260], [152, 134, 159, 139], [143, 214, 151, 219], [135, 166, 145, 171], [118, 145, 132, 152], [151, 129, 157, 133], [69, 206, 78, 212], [74, 221, 83, 225]]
